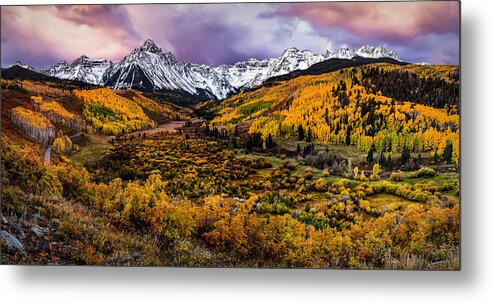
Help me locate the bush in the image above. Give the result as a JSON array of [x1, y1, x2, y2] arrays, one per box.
[[359, 170, 367, 181], [304, 167, 315, 180], [284, 161, 296, 171], [313, 178, 329, 192], [251, 157, 273, 169], [389, 171, 404, 181], [370, 164, 381, 181], [408, 167, 436, 178]]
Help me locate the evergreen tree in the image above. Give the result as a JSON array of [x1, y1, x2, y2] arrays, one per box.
[[434, 150, 440, 163], [297, 124, 305, 141], [443, 141, 453, 164], [246, 136, 253, 152], [386, 154, 393, 170], [345, 126, 351, 146], [230, 137, 239, 149], [367, 143, 375, 163], [378, 152, 386, 167], [266, 134, 275, 150], [306, 127, 313, 142], [401, 145, 411, 165]]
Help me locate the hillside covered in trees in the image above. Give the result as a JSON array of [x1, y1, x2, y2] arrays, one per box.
[[1, 61, 460, 269], [212, 64, 459, 166]]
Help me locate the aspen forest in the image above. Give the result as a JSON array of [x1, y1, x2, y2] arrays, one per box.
[[1, 62, 460, 269]]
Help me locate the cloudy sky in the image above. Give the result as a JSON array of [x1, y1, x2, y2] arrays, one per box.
[[1, 1, 459, 69]]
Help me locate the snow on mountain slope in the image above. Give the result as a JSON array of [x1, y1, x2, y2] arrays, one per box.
[[355, 45, 400, 61], [216, 47, 329, 90], [103, 39, 235, 99], [9, 61, 36, 71], [41, 55, 112, 85], [40, 39, 402, 99], [330, 47, 357, 59]]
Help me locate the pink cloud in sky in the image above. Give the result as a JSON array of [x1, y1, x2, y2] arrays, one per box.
[[1, 2, 460, 68], [1, 5, 139, 66], [261, 1, 459, 43]]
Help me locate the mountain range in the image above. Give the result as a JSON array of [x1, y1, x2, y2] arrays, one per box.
[[18, 39, 402, 100]]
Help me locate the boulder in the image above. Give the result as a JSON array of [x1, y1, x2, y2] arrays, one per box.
[[0, 230, 24, 252], [31, 225, 48, 238]]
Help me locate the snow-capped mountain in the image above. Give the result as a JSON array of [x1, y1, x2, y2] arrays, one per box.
[[41, 55, 112, 85], [215, 47, 328, 90], [355, 45, 400, 61], [103, 39, 234, 99], [39, 39, 402, 99], [9, 61, 36, 71], [328, 45, 400, 61], [330, 47, 356, 59]]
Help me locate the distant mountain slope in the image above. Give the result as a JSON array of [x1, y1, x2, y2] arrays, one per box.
[[265, 56, 408, 83], [41, 55, 112, 85], [36, 39, 403, 99], [8, 61, 36, 71], [1, 65, 98, 89], [2, 65, 60, 82]]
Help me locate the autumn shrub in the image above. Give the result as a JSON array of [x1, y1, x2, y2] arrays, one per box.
[[283, 161, 296, 171], [370, 164, 381, 181], [359, 170, 367, 181], [1, 140, 61, 197], [36, 168, 63, 197], [52, 135, 73, 152], [54, 163, 95, 205], [313, 178, 329, 192], [251, 157, 273, 169], [304, 167, 315, 180], [409, 167, 436, 178], [298, 212, 330, 230], [389, 171, 404, 181]]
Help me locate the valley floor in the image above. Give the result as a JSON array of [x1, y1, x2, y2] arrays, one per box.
[[1, 62, 460, 269], [2, 120, 459, 269]]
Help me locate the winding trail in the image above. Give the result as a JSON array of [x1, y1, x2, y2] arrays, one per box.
[[44, 132, 83, 165], [42, 119, 203, 164], [44, 146, 51, 165]]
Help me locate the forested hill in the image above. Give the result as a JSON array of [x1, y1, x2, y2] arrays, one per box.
[[212, 63, 460, 164]]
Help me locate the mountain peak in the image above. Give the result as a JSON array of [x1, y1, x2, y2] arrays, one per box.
[[283, 47, 300, 54], [331, 47, 356, 59], [140, 39, 161, 53], [9, 61, 36, 71], [355, 45, 400, 61], [73, 55, 89, 64]]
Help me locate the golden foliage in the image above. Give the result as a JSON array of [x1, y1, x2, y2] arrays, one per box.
[[9, 106, 56, 144], [212, 64, 459, 164], [74, 88, 155, 135], [127, 90, 190, 121], [53, 135, 73, 152]]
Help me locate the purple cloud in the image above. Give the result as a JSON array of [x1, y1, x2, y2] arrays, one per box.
[[261, 1, 459, 44], [1, 2, 460, 69]]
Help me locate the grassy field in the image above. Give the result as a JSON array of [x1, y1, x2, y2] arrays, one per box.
[[70, 136, 111, 167]]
